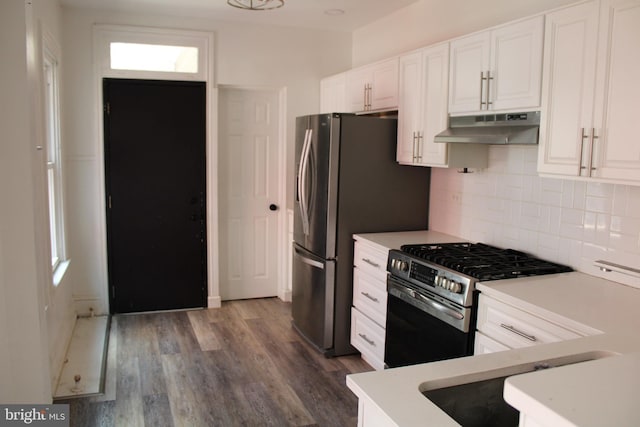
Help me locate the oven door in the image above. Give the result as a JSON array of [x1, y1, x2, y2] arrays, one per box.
[[384, 276, 474, 368]]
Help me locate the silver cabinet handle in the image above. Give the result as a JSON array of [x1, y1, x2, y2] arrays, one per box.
[[486, 70, 493, 108], [588, 128, 598, 173], [363, 84, 368, 111], [416, 132, 423, 162], [358, 333, 376, 346], [362, 258, 380, 268], [360, 292, 379, 303], [412, 131, 418, 161], [579, 127, 589, 175], [480, 71, 486, 110], [500, 323, 537, 342]]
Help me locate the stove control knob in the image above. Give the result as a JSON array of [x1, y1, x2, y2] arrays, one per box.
[[449, 281, 462, 293], [434, 275, 442, 287], [390, 259, 398, 270], [441, 278, 450, 289]]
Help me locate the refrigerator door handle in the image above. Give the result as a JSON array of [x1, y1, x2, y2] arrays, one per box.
[[294, 246, 324, 270], [298, 128, 313, 235]]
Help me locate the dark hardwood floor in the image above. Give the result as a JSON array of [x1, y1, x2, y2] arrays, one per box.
[[58, 298, 373, 427]]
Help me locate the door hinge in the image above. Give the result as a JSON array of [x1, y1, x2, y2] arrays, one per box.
[[104, 102, 110, 115], [108, 195, 112, 209]]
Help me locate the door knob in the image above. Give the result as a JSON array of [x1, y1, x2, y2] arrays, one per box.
[[269, 204, 278, 211]]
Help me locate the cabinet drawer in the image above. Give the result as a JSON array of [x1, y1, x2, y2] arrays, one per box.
[[351, 308, 385, 370], [353, 269, 387, 328], [477, 294, 582, 349], [474, 331, 511, 355], [354, 241, 388, 281]]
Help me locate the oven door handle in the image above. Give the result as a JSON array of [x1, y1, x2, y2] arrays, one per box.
[[413, 292, 464, 321]]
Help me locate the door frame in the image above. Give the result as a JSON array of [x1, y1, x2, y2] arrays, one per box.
[[92, 25, 222, 309], [217, 84, 289, 302]]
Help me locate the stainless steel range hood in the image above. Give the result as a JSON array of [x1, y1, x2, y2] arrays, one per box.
[[434, 111, 541, 145]]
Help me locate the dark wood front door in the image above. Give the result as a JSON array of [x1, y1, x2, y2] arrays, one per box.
[[103, 78, 207, 313]]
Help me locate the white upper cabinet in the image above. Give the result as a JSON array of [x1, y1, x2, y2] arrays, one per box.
[[346, 57, 399, 113], [538, 0, 640, 184], [537, 1, 599, 177], [320, 72, 347, 114], [398, 43, 488, 168], [449, 16, 544, 115]]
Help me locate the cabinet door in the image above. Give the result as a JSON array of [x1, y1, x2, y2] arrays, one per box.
[[419, 43, 450, 166], [537, 1, 600, 176], [449, 31, 491, 114], [593, 0, 640, 182], [397, 51, 423, 164], [346, 67, 371, 112], [490, 16, 544, 111], [370, 58, 399, 111], [320, 72, 346, 114]]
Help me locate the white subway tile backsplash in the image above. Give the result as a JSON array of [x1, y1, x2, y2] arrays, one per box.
[[428, 147, 640, 280], [585, 195, 611, 213], [586, 182, 614, 197], [612, 185, 628, 216], [573, 181, 587, 210], [627, 186, 640, 215]]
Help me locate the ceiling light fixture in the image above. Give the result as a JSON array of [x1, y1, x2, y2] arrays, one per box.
[[227, 0, 284, 11]]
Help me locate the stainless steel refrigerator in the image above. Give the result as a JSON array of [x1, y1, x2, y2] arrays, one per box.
[[292, 113, 431, 357]]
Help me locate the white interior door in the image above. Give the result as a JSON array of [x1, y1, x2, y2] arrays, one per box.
[[218, 87, 281, 300]]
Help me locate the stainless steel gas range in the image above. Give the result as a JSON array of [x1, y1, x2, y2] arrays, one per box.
[[384, 242, 572, 368]]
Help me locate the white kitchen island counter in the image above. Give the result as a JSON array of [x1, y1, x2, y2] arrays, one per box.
[[347, 271, 640, 427]]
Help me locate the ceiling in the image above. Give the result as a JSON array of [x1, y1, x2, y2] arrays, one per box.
[[60, 0, 422, 32]]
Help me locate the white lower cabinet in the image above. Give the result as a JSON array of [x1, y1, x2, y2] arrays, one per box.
[[474, 330, 510, 355], [475, 294, 584, 354], [351, 239, 389, 370], [357, 396, 395, 427], [351, 309, 386, 370]]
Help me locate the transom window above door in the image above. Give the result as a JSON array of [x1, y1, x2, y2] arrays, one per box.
[[110, 43, 198, 73], [95, 25, 212, 81]]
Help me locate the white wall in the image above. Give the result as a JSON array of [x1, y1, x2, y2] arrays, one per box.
[[352, 0, 576, 66], [33, 0, 77, 394], [0, 0, 53, 403], [61, 6, 352, 312], [430, 147, 640, 286]]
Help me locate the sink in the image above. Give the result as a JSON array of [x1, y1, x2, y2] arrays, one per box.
[[420, 351, 614, 427]]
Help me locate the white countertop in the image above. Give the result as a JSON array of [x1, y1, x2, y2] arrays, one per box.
[[504, 351, 640, 427], [346, 231, 640, 427], [353, 230, 466, 252]]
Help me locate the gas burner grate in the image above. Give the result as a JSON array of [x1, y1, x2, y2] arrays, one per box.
[[400, 242, 572, 280]]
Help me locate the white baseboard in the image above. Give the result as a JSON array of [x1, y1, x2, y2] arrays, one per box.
[[279, 290, 292, 302], [207, 295, 222, 308]]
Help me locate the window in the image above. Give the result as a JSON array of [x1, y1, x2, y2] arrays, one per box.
[[43, 46, 66, 273], [95, 25, 211, 82], [110, 42, 198, 73]]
